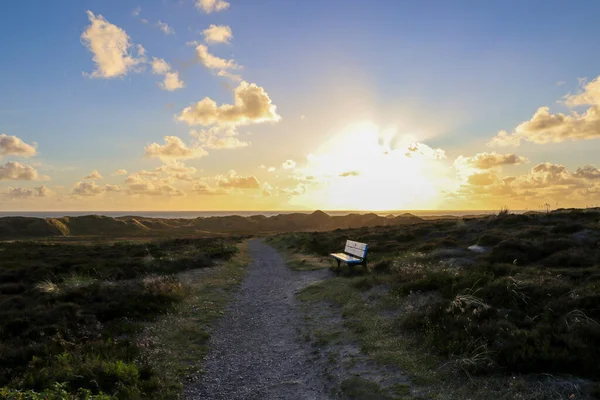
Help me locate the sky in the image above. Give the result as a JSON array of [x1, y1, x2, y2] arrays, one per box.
[[2, 0, 600, 211]]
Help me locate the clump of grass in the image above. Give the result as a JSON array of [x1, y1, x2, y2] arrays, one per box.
[[498, 206, 510, 217], [35, 279, 59, 294]]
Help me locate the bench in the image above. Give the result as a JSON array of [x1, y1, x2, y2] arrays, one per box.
[[330, 240, 369, 270]]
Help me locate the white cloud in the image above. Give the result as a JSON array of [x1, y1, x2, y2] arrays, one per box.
[[193, 181, 229, 195], [190, 127, 250, 149], [104, 184, 121, 192], [267, 166, 276, 172], [112, 169, 128, 176], [5, 185, 51, 199], [72, 181, 106, 196], [0, 161, 47, 181], [405, 143, 446, 159], [144, 136, 207, 160], [202, 24, 232, 44], [84, 170, 103, 180], [156, 20, 174, 35], [489, 75, 600, 147], [196, 44, 240, 71], [565, 76, 600, 107], [195, 0, 230, 14], [0, 134, 37, 158], [454, 152, 529, 170], [216, 69, 243, 82], [132, 7, 141, 17], [81, 11, 145, 79], [161, 72, 184, 91], [151, 58, 171, 75], [452, 162, 600, 207], [282, 159, 296, 170], [216, 170, 260, 189], [177, 81, 280, 127], [157, 161, 198, 181], [124, 175, 184, 196], [151, 58, 184, 91]]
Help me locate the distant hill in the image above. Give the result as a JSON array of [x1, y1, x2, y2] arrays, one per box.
[[0, 211, 426, 240]]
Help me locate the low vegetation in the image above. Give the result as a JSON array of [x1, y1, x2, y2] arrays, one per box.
[[0, 237, 244, 399], [268, 208, 600, 398]]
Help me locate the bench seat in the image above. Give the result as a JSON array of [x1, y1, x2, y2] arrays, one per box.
[[330, 252, 362, 264], [330, 240, 369, 270]]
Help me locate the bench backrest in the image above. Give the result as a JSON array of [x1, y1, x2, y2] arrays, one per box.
[[344, 240, 368, 259]]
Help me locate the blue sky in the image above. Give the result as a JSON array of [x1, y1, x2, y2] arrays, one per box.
[[1, 0, 600, 210]]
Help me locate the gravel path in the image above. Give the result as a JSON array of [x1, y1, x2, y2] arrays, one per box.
[[185, 239, 333, 400]]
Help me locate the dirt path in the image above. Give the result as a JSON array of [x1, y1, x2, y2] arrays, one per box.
[[185, 239, 333, 400]]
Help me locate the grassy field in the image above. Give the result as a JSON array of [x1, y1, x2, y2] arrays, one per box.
[[268, 209, 600, 399], [0, 236, 248, 399]]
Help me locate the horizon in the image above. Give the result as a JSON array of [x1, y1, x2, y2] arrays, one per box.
[[2, 0, 600, 210]]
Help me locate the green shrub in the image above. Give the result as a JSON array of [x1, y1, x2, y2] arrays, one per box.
[[0, 382, 113, 399]]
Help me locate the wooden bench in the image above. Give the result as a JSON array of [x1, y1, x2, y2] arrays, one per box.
[[330, 240, 369, 270]]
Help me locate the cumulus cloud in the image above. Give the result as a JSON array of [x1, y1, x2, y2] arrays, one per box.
[[454, 152, 529, 170], [0, 161, 47, 181], [151, 58, 184, 91], [0, 134, 37, 158], [156, 20, 174, 35], [489, 106, 600, 146], [84, 170, 102, 180], [193, 181, 229, 195], [405, 143, 446, 159], [564, 76, 600, 107], [202, 24, 232, 44], [112, 169, 128, 176], [104, 184, 121, 192], [267, 166, 276, 172], [160, 72, 185, 91], [151, 58, 171, 75], [196, 44, 240, 74], [280, 183, 307, 196], [190, 127, 249, 149], [157, 161, 198, 181], [574, 165, 600, 180], [216, 170, 260, 189], [144, 136, 207, 160], [490, 75, 600, 147], [216, 70, 242, 82], [282, 160, 296, 170], [177, 81, 280, 127], [81, 11, 145, 78], [5, 185, 51, 199], [124, 175, 184, 196], [72, 181, 107, 196], [195, 0, 230, 14], [453, 161, 600, 207]]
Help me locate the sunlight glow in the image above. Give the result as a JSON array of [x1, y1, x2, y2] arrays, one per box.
[[290, 122, 450, 211]]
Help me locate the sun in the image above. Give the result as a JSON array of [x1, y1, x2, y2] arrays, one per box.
[[290, 122, 448, 211]]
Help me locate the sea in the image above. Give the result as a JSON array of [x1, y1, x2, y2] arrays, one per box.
[[0, 210, 522, 219]]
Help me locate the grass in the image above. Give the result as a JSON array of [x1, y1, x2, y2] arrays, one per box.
[[135, 240, 250, 386], [340, 376, 402, 400], [0, 236, 246, 399], [266, 239, 332, 271], [274, 208, 600, 398]]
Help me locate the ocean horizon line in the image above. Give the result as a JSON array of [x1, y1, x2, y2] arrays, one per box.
[[0, 209, 527, 219]]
